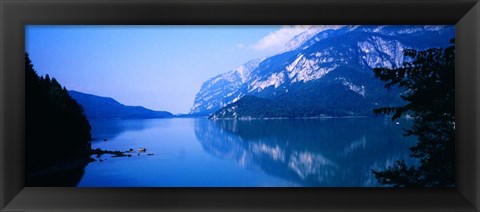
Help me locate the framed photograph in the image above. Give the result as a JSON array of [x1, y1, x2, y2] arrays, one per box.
[[1, 0, 479, 211]]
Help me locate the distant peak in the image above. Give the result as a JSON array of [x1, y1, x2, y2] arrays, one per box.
[[282, 25, 344, 52]]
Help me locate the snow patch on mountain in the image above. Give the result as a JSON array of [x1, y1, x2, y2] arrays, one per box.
[[248, 72, 286, 92], [336, 77, 366, 97], [358, 36, 406, 69], [231, 93, 245, 103], [286, 54, 338, 83]]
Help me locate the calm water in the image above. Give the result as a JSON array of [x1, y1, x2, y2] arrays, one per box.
[[77, 117, 417, 187]]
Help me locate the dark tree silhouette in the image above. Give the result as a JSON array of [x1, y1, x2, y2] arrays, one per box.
[[371, 39, 455, 187], [26, 53, 92, 186]]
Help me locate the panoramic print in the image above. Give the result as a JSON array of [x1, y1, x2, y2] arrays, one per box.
[[25, 25, 455, 187]]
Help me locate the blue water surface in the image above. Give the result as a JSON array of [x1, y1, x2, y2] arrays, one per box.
[[77, 117, 417, 187]]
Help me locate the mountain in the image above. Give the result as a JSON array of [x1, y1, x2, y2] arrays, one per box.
[[192, 25, 455, 119], [209, 95, 275, 119], [68, 90, 173, 120], [282, 25, 343, 52], [190, 58, 264, 115]]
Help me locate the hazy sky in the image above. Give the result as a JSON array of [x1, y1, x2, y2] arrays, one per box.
[[26, 25, 314, 114]]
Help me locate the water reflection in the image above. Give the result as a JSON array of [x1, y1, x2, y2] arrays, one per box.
[[194, 118, 417, 187], [89, 119, 167, 141]]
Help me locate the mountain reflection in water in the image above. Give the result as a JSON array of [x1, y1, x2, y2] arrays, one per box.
[[194, 118, 417, 187]]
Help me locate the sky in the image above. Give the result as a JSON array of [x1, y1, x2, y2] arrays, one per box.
[[25, 25, 315, 114]]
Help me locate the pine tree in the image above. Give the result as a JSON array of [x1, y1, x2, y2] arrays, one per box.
[[26, 53, 92, 178], [372, 39, 455, 187]]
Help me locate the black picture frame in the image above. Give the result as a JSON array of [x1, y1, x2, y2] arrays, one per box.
[[1, 0, 479, 211]]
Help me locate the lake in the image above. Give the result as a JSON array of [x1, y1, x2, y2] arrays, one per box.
[[77, 117, 417, 187]]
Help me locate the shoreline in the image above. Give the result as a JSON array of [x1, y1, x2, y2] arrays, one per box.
[[209, 115, 373, 120], [86, 115, 406, 121], [27, 148, 133, 178]]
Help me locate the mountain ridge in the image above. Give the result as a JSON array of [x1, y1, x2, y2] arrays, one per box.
[[69, 90, 173, 120], [192, 25, 455, 119]]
